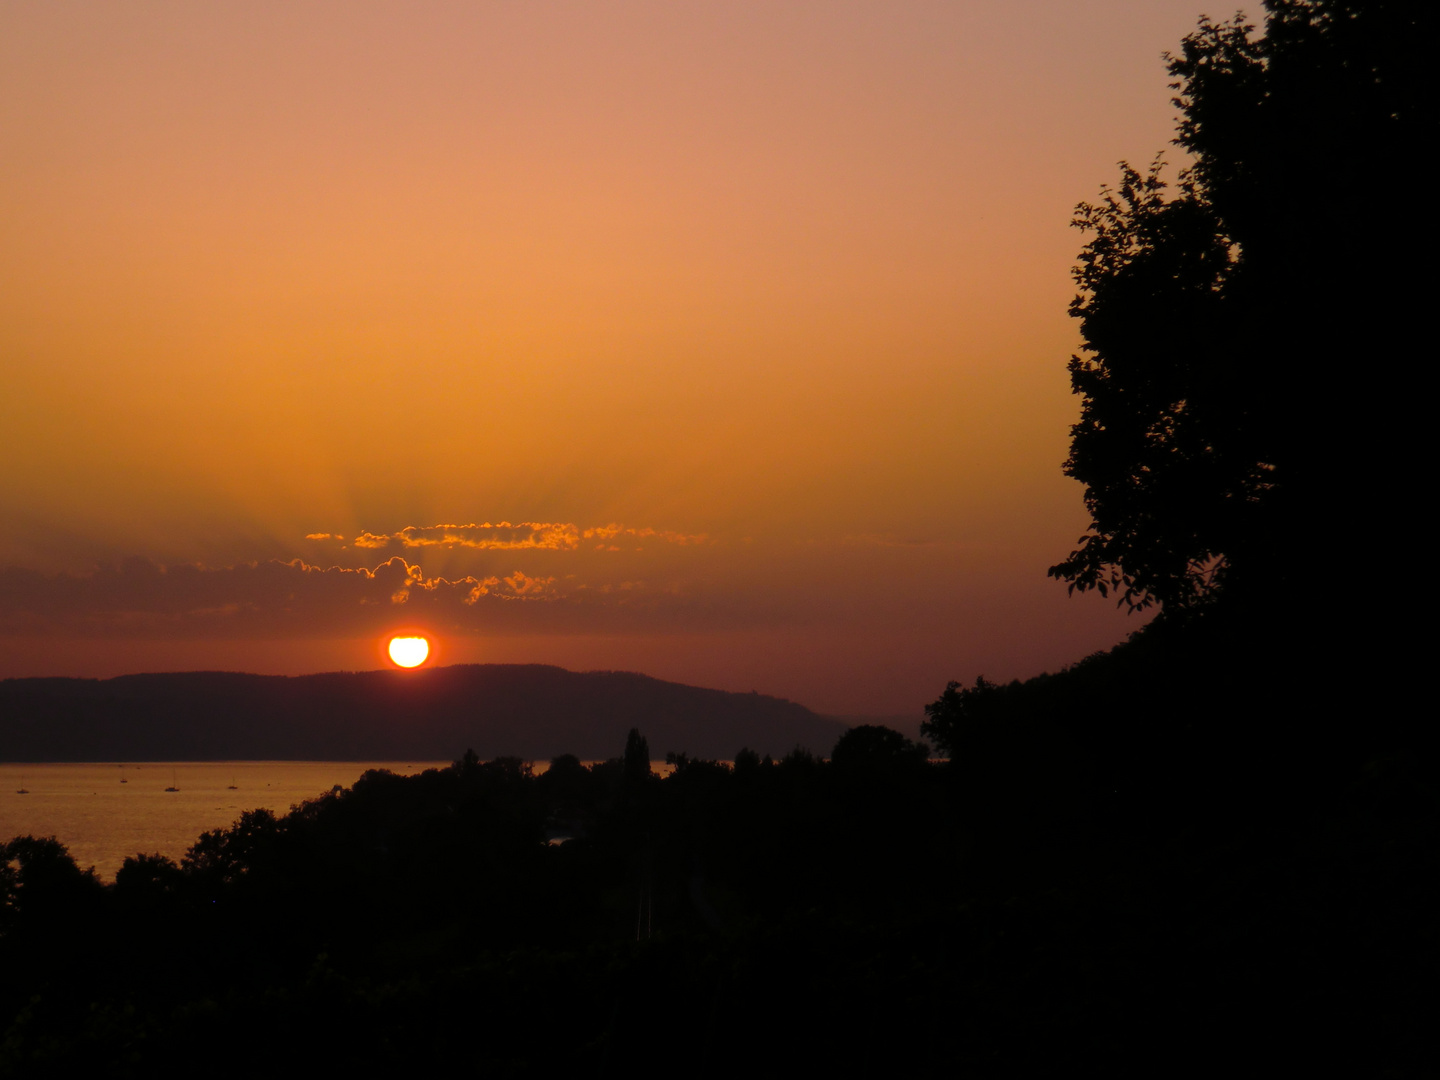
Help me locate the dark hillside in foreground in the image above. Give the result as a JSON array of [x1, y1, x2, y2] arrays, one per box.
[[0, 664, 844, 762], [2, 708, 1433, 1075]]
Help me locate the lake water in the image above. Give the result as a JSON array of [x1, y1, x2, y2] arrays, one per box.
[[0, 761, 448, 880]]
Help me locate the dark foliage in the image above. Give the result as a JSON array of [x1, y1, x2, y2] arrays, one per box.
[[830, 723, 931, 770], [1050, 0, 1428, 616], [2, 714, 1434, 1076]]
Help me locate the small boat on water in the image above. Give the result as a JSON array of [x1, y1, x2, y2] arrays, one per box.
[[165, 770, 179, 793]]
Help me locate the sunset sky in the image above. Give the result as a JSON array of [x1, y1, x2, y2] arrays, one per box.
[[0, 1, 1215, 718]]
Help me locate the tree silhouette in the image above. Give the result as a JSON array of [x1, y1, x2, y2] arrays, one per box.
[[831, 724, 931, 769], [1049, 0, 1425, 615], [0, 835, 103, 930], [623, 727, 652, 783], [920, 678, 1002, 761]]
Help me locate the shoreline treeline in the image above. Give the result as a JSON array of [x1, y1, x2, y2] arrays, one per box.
[[3, 673, 1434, 1075]]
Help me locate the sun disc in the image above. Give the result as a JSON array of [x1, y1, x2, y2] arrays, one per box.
[[388, 635, 430, 668]]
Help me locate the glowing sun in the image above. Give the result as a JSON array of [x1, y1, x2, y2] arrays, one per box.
[[388, 635, 430, 668]]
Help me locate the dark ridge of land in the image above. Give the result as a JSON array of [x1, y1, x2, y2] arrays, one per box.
[[0, 619, 1434, 1074], [2, 711, 1433, 1075], [0, 664, 844, 762]]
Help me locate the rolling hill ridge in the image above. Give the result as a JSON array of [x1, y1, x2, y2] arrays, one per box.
[[0, 664, 846, 762]]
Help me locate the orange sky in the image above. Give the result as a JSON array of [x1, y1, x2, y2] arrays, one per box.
[[0, 1, 1215, 718]]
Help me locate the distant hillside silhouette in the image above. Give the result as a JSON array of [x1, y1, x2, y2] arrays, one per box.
[[0, 665, 843, 762]]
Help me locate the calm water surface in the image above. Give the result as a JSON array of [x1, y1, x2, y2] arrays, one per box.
[[0, 761, 447, 880]]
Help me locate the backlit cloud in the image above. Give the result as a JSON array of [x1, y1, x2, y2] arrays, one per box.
[[0, 553, 746, 639], [332, 522, 709, 553]]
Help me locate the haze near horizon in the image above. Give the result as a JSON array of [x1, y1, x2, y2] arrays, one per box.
[[0, 1, 1216, 715]]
